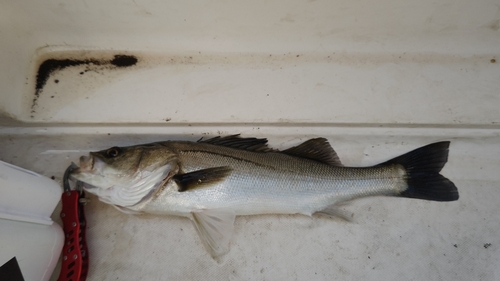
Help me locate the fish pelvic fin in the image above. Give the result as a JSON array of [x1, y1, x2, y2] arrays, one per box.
[[174, 166, 232, 192], [380, 141, 459, 202], [191, 209, 236, 258]]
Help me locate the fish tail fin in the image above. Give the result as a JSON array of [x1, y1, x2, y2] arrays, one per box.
[[382, 141, 459, 202]]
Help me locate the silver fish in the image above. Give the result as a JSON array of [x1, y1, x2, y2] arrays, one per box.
[[71, 135, 458, 257]]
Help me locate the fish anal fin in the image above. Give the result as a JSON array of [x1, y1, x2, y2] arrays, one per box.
[[174, 166, 232, 192], [314, 204, 352, 222], [282, 138, 343, 166], [198, 134, 275, 152], [191, 209, 235, 258]]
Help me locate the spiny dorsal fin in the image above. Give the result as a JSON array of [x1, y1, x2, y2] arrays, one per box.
[[174, 166, 232, 192], [282, 138, 343, 166], [198, 134, 275, 152]]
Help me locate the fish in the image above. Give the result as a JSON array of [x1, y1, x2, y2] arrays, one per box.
[[70, 135, 458, 257]]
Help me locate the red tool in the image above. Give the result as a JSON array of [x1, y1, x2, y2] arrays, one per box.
[[58, 164, 89, 281]]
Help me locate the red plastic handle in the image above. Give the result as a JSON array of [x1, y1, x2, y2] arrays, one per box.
[[58, 191, 89, 281], [79, 198, 89, 281]]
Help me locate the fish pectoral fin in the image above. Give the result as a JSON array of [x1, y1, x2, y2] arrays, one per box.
[[191, 209, 236, 258], [314, 204, 353, 222], [282, 138, 343, 166], [173, 166, 232, 192]]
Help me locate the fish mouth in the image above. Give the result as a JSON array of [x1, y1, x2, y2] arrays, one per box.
[[69, 154, 96, 176], [65, 158, 99, 191], [77, 154, 94, 172], [68, 154, 99, 187]]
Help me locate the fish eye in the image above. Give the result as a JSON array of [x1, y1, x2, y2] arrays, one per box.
[[106, 147, 121, 158]]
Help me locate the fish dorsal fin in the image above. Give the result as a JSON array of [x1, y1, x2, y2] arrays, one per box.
[[198, 134, 275, 152], [174, 166, 232, 192], [191, 209, 236, 258], [282, 138, 343, 166]]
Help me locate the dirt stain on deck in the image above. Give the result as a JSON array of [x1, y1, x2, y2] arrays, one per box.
[[31, 54, 138, 116]]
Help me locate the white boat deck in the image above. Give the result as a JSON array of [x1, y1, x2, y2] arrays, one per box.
[[0, 0, 499, 280]]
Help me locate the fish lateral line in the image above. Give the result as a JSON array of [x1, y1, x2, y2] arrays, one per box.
[[179, 149, 280, 171]]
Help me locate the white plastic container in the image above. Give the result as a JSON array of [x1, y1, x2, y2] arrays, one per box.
[[0, 161, 64, 281], [0, 161, 62, 225]]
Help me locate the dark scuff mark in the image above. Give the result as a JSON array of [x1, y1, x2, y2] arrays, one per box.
[[32, 54, 138, 116], [111, 55, 138, 67], [36, 58, 101, 92]]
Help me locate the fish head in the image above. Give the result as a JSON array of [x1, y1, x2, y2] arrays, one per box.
[[71, 143, 178, 206]]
